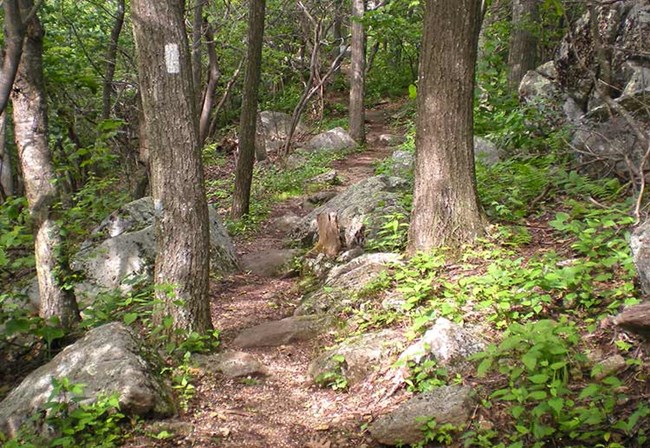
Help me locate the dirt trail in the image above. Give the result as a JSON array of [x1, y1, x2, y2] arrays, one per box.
[[136, 106, 401, 448]]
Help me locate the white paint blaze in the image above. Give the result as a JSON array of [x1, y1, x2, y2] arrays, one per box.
[[164, 43, 180, 74]]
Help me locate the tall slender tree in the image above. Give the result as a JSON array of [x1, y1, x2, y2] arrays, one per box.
[[407, 0, 484, 254], [232, 0, 267, 219], [132, 0, 213, 335], [507, 0, 540, 91], [349, 0, 366, 144], [12, 0, 80, 328], [102, 0, 126, 120]]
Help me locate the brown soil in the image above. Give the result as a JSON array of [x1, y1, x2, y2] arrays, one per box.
[[128, 105, 405, 447]]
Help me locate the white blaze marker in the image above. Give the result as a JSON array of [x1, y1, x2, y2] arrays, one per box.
[[164, 43, 180, 74]]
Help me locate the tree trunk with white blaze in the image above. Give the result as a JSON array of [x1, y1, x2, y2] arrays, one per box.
[[406, 0, 484, 255], [12, 1, 79, 328], [349, 0, 366, 144], [132, 0, 213, 335]]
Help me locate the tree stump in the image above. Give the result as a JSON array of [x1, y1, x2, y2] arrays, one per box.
[[314, 211, 342, 257], [613, 302, 650, 339]]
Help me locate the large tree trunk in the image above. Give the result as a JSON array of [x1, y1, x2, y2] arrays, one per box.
[[12, 1, 79, 329], [132, 0, 213, 336], [231, 0, 266, 219], [507, 0, 539, 91], [101, 0, 125, 120], [349, 0, 366, 144], [406, 0, 484, 255]]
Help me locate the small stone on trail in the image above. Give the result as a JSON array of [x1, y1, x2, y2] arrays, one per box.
[[241, 248, 301, 277], [192, 351, 269, 378]]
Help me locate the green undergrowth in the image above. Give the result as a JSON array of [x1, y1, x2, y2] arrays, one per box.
[[357, 153, 648, 446], [204, 145, 360, 236]]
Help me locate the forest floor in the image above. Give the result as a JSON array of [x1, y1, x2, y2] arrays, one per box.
[[128, 105, 403, 448]]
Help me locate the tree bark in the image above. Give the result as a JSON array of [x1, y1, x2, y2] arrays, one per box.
[[132, 0, 213, 335], [12, 1, 79, 329], [406, 0, 484, 255], [191, 0, 205, 113], [507, 0, 539, 91], [0, 0, 25, 115], [349, 0, 366, 144], [0, 112, 15, 201], [232, 0, 266, 219], [198, 20, 221, 147], [102, 0, 125, 120]]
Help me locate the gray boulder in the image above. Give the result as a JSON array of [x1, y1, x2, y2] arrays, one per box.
[[309, 330, 404, 387], [295, 253, 402, 316], [192, 351, 268, 378], [71, 197, 239, 302], [518, 61, 562, 103], [291, 175, 409, 247], [232, 315, 337, 348], [473, 136, 501, 166], [398, 318, 485, 367], [631, 221, 650, 295], [391, 150, 414, 177], [571, 117, 650, 180], [304, 127, 357, 152], [368, 385, 475, 446], [0, 322, 175, 439], [258, 111, 307, 153]]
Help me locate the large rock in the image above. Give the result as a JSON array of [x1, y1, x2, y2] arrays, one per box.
[[0, 322, 175, 439], [368, 385, 475, 446], [555, 1, 650, 108], [571, 117, 650, 180], [304, 127, 357, 153], [518, 61, 562, 103], [631, 221, 650, 295], [295, 252, 402, 315], [232, 315, 337, 348], [291, 175, 409, 248], [70, 198, 239, 301], [309, 330, 404, 387], [258, 111, 307, 153], [398, 318, 485, 367], [390, 150, 414, 177]]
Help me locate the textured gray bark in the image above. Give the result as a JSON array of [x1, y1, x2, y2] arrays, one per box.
[[0, 112, 14, 200], [0, 0, 25, 115], [232, 0, 266, 219], [349, 0, 366, 144], [12, 1, 79, 328], [507, 0, 539, 91], [407, 0, 484, 254], [132, 0, 213, 335]]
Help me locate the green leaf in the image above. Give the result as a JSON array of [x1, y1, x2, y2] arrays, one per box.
[[477, 358, 493, 377], [511, 405, 526, 419], [408, 84, 417, 99], [548, 397, 564, 415], [528, 390, 547, 400], [528, 373, 549, 384], [522, 351, 538, 371], [123, 313, 139, 325]]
